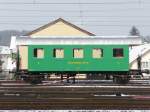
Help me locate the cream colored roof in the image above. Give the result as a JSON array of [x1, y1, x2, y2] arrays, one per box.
[[25, 18, 95, 36]]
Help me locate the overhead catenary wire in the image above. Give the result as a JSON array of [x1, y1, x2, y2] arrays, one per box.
[[0, 1, 149, 5], [78, 0, 84, 25], [0, 15, 150, 18], [0, 1, 148, 19], [0, 0, 149, 33], [0, 20, 150, 23], [0, 22, 150, 27], [0, 8, 148, 12]]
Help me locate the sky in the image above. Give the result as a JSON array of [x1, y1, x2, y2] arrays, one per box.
[[0, 0, 150, 36]]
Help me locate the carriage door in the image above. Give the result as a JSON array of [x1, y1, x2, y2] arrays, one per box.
[[19, 45, 28, 70]]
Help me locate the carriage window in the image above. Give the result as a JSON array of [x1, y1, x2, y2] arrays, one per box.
[[53, 48, 64, 58], [73, 48, 84, 58], [142, 62, 149, 68], [93, 48, 103, 58], [34, 48, 44, 58], [113, 48, 124, 57]]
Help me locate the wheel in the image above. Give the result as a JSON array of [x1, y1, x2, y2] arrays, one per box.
[[113, 76, 121, 83], [30, 78, 42, 84], [121, 77, 130, 84], [23, 75, 43, 84], [105, 74, 111, 80], [113, 76, 130, 84]]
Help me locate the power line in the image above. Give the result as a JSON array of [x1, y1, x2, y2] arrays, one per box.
[[0, 15, 150, 18], [0, 22, 150, 27], [0, 1, 149, 5], [0, 15, 149, 18], [78, 0, 83, 25], [0, 20, 150, 23], [0, 8, 147, 12]]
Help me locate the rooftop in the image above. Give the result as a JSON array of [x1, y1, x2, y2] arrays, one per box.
[[16, 36, 142, 46]]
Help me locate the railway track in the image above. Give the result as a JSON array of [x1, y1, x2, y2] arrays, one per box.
[[0, 80, 149, 109], [0, 83, 150, 94], [0, 97, 149, 109], [0, 87, 149, 110]]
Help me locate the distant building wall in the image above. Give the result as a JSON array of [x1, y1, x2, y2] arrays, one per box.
[[130, 50, 150, 78], [130, 50, 150, 70], [130, 60, 138, 70], [1, 54, 10, 70], [0, 46, 11, 71]]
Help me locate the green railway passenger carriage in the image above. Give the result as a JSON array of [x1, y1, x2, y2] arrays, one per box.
[[16, 36, 142, 84]]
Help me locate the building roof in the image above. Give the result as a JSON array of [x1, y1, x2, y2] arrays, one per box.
[[129, 43, 150, 63], [25, 18, 95, 36], [16, 36, 142, 45]]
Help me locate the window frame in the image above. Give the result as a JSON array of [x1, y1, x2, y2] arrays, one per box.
[[73, 48, 84, 59], [113, 48, 124, 58], [53, 48, 64, 59], [142, 61, 149, 69], [33, 48, 44, 59], [92, 48, 103, 59]]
